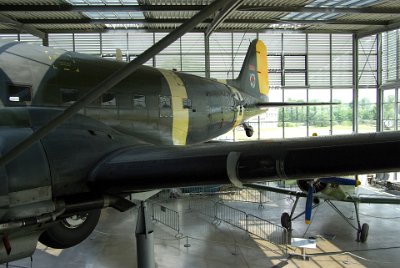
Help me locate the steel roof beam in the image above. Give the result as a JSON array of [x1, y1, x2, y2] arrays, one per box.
[[0, 13, 46, 39], [205, 0, 244, 36], [356, 19, 400, 38], [17, 18, 388, 26], [0, 4, 400, 14]]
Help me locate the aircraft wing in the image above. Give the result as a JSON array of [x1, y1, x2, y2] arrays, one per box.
[[244, 183, 307, 197], [343, 194, 400, 204], [88, 131, 400, 194], [245, 183, 400, 204]]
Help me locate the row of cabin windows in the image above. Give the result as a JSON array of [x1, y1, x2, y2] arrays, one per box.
[[5, 84, 191, 110]]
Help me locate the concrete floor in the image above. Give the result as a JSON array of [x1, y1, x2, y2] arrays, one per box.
[[3, 185, 400, 268]]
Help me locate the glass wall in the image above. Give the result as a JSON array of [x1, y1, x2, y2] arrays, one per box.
[[211, 32, 353, 141], [358, 35, 378, 133], [380, 29, 400, 181]]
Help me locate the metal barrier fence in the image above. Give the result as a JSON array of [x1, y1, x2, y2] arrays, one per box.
[[181, 185, 222, 194], [187, 198, 216, 218], [188, 198, 288, 248], [219, 189, 274, 204], [247, 214, 288, 246], [182, 183, 300, 205], [151, 203, 180, 234], [215, 202, 247, 231]]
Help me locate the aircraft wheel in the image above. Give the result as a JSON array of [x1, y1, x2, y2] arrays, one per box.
[[360, 223, 369, 243], [245, 126, 254, 137], [281, 212, 292, 230], [39, 209, 101, 249]]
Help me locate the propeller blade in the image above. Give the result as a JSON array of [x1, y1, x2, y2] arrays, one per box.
[[305, 184, 314, 224]]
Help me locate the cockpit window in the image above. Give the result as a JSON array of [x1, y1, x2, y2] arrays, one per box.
[[8, 84, 32, 102]]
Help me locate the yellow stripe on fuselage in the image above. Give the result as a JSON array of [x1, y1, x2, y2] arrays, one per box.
[[159, 69, 189, 145], [256, 40, 269, 96]]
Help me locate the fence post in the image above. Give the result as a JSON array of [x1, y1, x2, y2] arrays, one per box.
[[184, 236, 191, 248], [177, 212, 180, 234], [245, 214, 249, 234]]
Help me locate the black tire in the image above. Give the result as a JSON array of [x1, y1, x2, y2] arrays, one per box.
[[39, 209, 101, 249], [360, 223, 369, 243], [281, 212, 292, 230], [245, 129, 254, 137]]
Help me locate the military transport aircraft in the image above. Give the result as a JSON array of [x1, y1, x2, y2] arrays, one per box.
[[2, 35, 400, 264], [247, 177, 400, 242]]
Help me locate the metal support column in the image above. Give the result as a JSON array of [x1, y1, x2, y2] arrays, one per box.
[[135, 201, 155, 268], [306, 33, 309, 137], [352, 34, 359, 133], [42, 33, 49, 47], [376, 33, 383, 132], [329, 34, 333, 135], [205, 33, 210, 79]]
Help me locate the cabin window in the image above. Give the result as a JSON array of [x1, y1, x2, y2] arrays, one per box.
[[60, 88, 79, 104], [8, 84, 32, 102], [183, 98, 192, 109], [159, 96, 171, 109], [159, 95, 172, 117], [102, 93, 116, 107], [133, 95, 146, 109]]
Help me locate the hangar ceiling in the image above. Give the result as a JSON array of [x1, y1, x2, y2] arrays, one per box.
[[0, 0, 399, 38]]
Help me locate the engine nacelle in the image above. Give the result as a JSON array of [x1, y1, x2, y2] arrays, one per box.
[[0, 113, 54, 263], [0, 127, 53, 222], [297, 179, 327, 194]]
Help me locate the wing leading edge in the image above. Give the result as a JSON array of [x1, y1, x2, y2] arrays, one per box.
[[88, 131, 400, 194]]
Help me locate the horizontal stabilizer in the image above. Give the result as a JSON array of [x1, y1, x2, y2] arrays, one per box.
[[255, 102, 338, 108]]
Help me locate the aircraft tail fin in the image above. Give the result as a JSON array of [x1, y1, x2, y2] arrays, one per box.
[[228, 39, 269, 102]]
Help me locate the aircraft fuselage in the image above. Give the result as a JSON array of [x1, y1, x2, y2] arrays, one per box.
[[0, 40, 260, 146]]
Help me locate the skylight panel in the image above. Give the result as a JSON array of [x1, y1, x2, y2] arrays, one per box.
[[66, 0, 139, 4], [282, 0, 383, 21], [65, 0, 143, 20]]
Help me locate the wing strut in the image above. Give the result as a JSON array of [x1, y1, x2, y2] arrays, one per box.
[[0, 0, 233, 168]]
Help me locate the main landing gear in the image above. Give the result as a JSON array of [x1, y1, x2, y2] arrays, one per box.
[[242, 123, 254, 137], [281, 196, 369, 242]]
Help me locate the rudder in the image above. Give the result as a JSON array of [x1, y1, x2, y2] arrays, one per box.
[[228, 39, 269, 101]]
